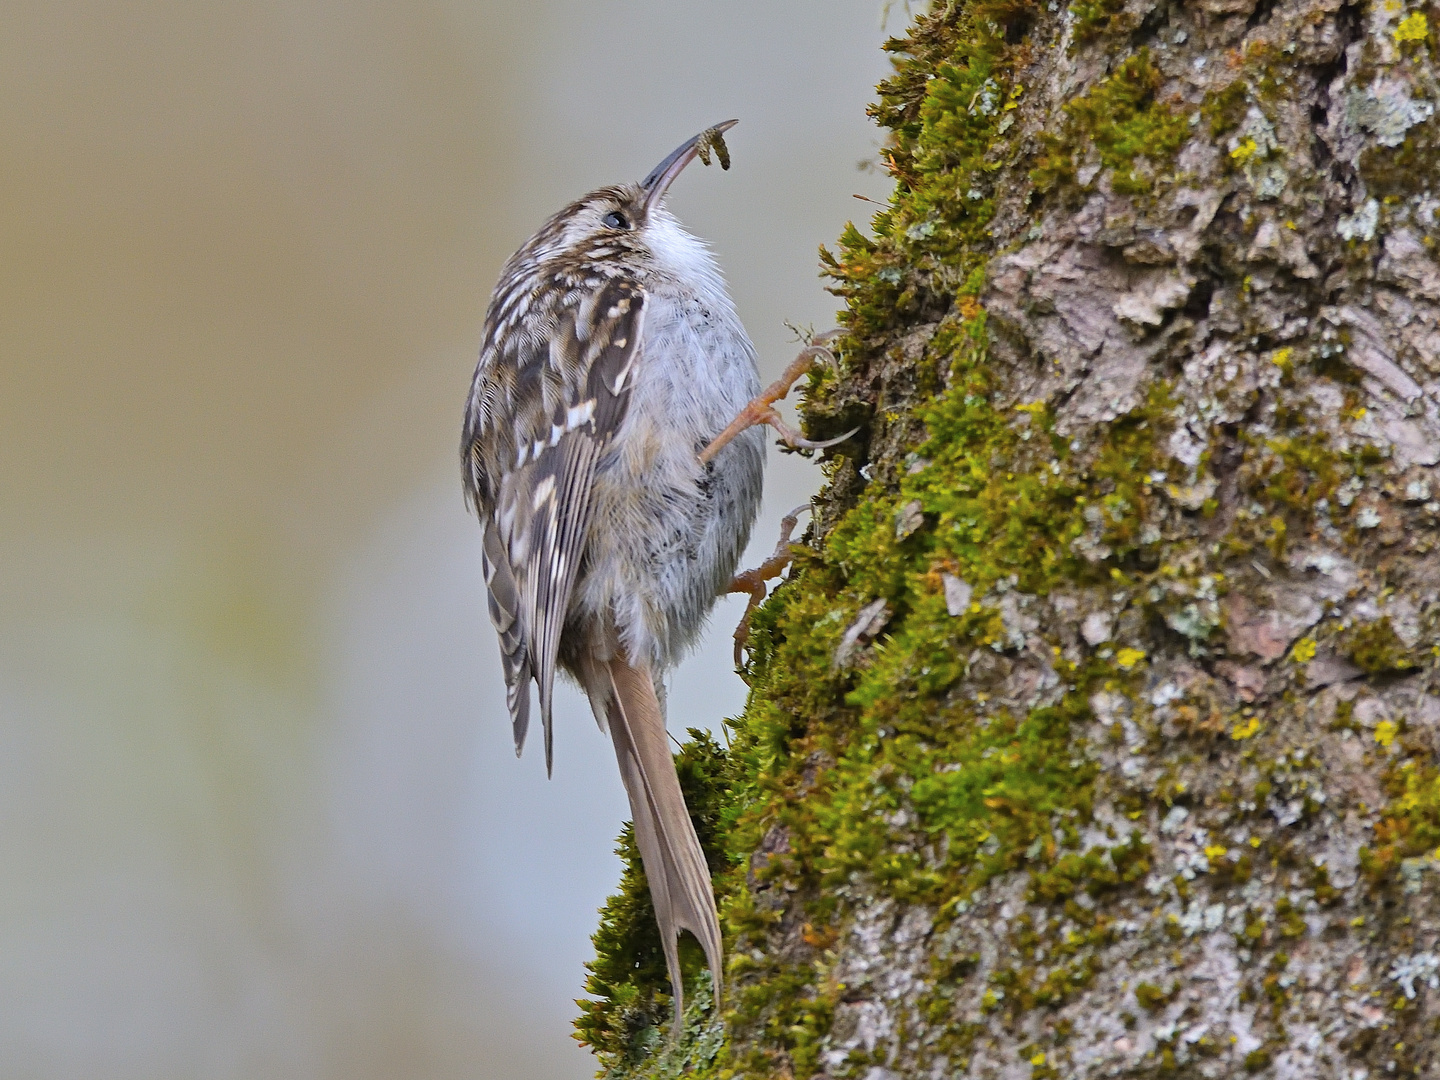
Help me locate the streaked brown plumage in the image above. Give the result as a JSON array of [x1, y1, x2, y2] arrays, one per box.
[[462, 123, 762, 1026]]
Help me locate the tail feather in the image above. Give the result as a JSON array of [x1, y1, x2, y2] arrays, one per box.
[[603, 656, 723, 1030]]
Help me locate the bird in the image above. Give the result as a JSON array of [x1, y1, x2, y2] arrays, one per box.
[[462, 121, 767, 1028]]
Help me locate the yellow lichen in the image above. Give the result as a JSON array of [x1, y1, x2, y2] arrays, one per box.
[[1230, 138, 1259, 163], [1115, 647, 1146, 670], [1394, 11, 1429, 42], [1231, 716, 1261, 741], [1290, 637, 1317, 664]]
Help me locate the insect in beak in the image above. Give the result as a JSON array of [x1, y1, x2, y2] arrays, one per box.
[[640, 119, 737, 212]]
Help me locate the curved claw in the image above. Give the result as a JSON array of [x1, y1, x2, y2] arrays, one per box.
[[768, 416, 861, 453]]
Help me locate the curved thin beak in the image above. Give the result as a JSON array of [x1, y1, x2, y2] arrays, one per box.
[[641, 120, 738, 212]]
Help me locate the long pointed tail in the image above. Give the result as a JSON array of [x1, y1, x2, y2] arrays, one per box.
[[603, 655, 723, 1029]]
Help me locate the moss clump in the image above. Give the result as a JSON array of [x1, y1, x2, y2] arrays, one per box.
[[1274, 896, 1307, 939], [1258, 433, 1343, 512], [1068, 0, 1134, 47], [819, 1, 1031, 344], [1344, 618, 1419, 674], [1028, 834, 1152, 902], [1224, 427, 1350, 562], [1244, 1047, 1273, 1071], [1134, 980, 1178, 1012], [1361, 757, 1440, 884], [1356, 24, 1440, 204], [1031, 49, 1191, 198], [1202, 80, 1250, 137]]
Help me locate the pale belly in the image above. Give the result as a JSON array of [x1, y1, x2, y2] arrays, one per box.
[[566, 292, 764, 671]]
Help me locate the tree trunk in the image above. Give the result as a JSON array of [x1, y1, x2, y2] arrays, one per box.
[[579, 0, 1440, 1076]]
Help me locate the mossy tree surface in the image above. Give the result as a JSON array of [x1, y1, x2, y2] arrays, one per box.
[[579, 0, 1440, 1076]]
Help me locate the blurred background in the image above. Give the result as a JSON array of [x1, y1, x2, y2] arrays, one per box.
[[0, 2, 893, 1077]]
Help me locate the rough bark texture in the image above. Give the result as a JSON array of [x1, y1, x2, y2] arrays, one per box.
[[577, 1, 1440, 1077]]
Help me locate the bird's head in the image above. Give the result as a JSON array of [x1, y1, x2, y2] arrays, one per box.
[[523, 121, 738, 271]]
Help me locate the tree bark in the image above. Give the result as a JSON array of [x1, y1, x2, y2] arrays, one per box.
[[580, 0, 1440, 1076]]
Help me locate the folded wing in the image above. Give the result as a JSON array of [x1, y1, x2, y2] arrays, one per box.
[[464, 276, 645, 773]]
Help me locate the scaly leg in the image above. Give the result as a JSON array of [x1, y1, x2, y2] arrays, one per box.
[[727, 504, 810, 666], [699, 331, 857, 465]]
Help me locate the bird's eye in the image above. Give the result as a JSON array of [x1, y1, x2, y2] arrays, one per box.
[[602, 210, 630, 230]]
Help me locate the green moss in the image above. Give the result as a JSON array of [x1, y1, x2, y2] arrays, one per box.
[[1068, 0, 1133, 47], [986, 947, 1107, 1021], [1261, 972, 1289, 1008], [1310, 863, 1339, 906], [1258, 433, 1342, 512], [1244, 1047, 1273, 1071], [1221, 428, 1351, 564], [1134, 980, 1177, 1012], [1241, 914, 1266, 945], [1202, 80, 1250, 137], [1360, 757, 1440, 885], [1031, 50, 1191, 198], [819, 2, 1029, 343], [1028, 834, 1152, 902], [1274, 896, 1307, 939], [1344, 618, 1419, 674]]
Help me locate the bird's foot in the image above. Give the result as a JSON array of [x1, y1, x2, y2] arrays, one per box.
[[727, 504, 810, 666], [699, 331, 857, 465]]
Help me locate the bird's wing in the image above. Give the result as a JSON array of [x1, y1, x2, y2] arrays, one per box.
[[464, 276, 644, 774]]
